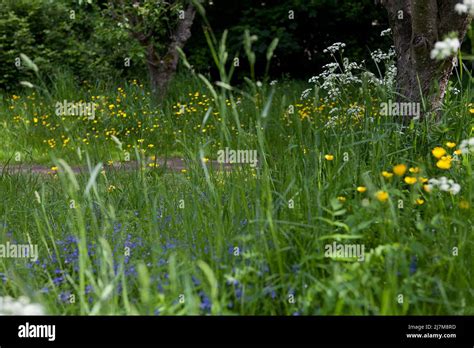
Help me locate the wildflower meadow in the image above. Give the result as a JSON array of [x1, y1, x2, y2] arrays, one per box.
[[0, 0, 473, 320]]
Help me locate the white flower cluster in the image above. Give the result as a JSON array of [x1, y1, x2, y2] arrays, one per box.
[[380, 28, 392, 37], [455, 0, 474, 15], [362, 62, 397, 89], [300, 88, 313, 100], [430, 37, 460, 60], [0, 296, 45, 315], [383, 64, 397, 87], [459, 137, 474, 154], [325, 109, 340, 128], [371, 47, 396, 63], [306, 42, 398, 104], [307, 57, 363, 101], [427, 177, 461, 195], [323, 42, 346, 54], [346, 105, 363, 116]]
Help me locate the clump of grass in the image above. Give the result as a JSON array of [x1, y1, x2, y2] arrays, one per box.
[[0, 18, 473, 315]]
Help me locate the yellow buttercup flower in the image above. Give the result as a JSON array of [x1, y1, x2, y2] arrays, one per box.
[[446, 142, 456, 148], [415, 198, 425, 205], [324, 154, 334, 161], [423, 185, 431, 193], [375, 191, 389, 202], [404, 176, 417, 185], [356, 186, 367, 193], [436, 157, 452, 169], [393, 164, 407, 176], [432, 147, 446, 159], [470, 108, 474, 114], [454, 149, 462, 155], [420, 177, 428, 183], [382, 171, 394, 178], [409, 167, 420, 174]]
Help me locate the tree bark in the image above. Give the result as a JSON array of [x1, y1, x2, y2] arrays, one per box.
[[147, 4, 196, 100], [378, 0, 471, 121], [115, 2, 196, 101]]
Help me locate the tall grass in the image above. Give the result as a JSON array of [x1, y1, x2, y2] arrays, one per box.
[[0, 21, 473, 315]]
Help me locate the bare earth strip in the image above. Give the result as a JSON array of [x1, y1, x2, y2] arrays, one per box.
[[1, 158, 235, 175]]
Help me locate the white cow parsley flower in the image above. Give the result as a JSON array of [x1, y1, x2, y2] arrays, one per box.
[[380, 28, 392, 37], [427, 177, 461, 195], [455, 0, 474, 15], [430, 37, 460, 60], [0, 296, 45, 315], [459, 137, 474, 154], [323, 42, 346, 54]]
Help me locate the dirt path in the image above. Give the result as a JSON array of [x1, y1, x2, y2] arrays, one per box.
[[1, 158, 235, 175]]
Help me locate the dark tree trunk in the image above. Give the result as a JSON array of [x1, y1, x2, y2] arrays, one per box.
[[126, 3, 196, 101], [378, 0, 471, 121], [146, 5, 196, 100]]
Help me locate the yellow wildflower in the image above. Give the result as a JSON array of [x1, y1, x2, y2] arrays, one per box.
[[324, 154, 334, 161], [446, 142, 456, 148], [375, 191, 389, 202], [404, 176, 417, 185], [393, 164, 407, 176], [436, 157, 452, 170], [432, 147, 446, 159]]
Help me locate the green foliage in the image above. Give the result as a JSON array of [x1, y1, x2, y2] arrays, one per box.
[[0, 72, 472, 314], [0, 0, 145, 91]]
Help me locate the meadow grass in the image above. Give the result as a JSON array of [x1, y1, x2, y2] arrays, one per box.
[[0, 37, 473, 315]]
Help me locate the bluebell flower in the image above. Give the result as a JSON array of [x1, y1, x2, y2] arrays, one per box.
[[59, 291, 71, 303], [235, 287, 243, 299], [199, 291, 212, 312], [53, 276, 64, 285], [409, 256, 417, 274]]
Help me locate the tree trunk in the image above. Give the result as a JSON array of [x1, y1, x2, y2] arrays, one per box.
[[378, 0, 471, 121], [146, 4, 196, 100]]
